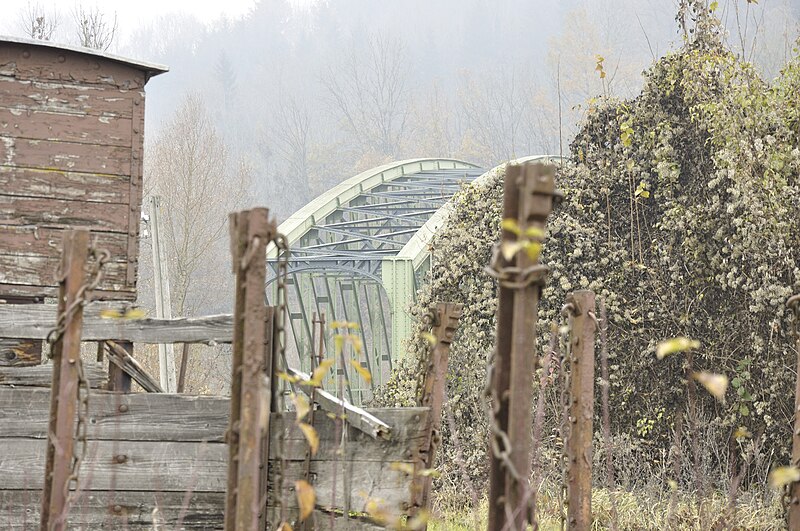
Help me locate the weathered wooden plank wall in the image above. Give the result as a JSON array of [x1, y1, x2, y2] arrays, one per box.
[[0, 388, 429, 529], [0, 303, 235, 344], [0, 38, 164, 300]]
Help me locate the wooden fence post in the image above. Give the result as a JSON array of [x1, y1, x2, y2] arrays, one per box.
[[414, 302, 463, 519], [788, 294, 800, 528], [565, 290, 596, 530], [224, 208, 275, 531], [40, 229, 89, 531], [487, 163, 521, 531], [504, 162, 557, 528]]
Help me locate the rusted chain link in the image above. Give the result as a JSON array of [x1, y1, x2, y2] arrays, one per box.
[[47, 248, 111, 347], [558, 301, 577, 531], [484, 362, 536, 523], [47, 247, 109, 523], [273, 232, 291, 525]]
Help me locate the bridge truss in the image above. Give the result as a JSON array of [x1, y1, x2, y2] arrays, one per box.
[[267, 159, 483, 403]]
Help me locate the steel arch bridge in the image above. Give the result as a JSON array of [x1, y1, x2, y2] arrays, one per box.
[[267, 156, 553, 403]]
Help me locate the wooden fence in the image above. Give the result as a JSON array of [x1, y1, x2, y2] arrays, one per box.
[[0, 208, 462, 530]]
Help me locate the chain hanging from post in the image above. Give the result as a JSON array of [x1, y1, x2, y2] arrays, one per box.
[[272, 230, 293, 527], [557, 303, 573, 531], [41, 232, 109, 531], [786, 294, 800, 528], [484, 162, 561, 530]]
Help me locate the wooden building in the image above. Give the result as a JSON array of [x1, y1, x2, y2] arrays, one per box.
[[0, 35, 167, 301]]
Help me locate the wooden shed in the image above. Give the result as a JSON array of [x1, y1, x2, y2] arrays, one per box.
[[0, 36, 167, 302]]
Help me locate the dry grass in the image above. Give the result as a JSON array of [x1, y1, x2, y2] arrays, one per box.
[[429, 487, 785, 530]]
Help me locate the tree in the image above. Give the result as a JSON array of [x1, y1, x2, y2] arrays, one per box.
[[17, 2, 58, 41], [73, 4, 117, 50], [321, 34, 411, 160], [146, 94, 251, 316]]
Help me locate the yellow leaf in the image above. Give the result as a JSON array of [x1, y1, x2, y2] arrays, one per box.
[[277, 372, 300, 384], [277, 523, 293, 531], [667, 479, 678, 491], [291, 393, 310, 421], [500, 218, 521, 235], [500, 241, 523, 261], [421, 332, 437, 346], [99, 308, 123, 319], [334, 335, 344, 356], [308, 359, 335, 387], [656, 337, 700, 359], [525, 241, 542, 261], [407, 509, 431, 530], [350, 359, 372, 384], [365, 498, 392, 525], [734, 426, 752, 439], [769, 466, 800, 489], [417, 467, 441, 478], [351, 335, 364, 354], [123, 308, 146, 319], [693, 371, 728, 401], [295, 479, 315, 521], [298, 422, 319, 455], [389, 462, 415, 475], [524, 226, 544, 239]]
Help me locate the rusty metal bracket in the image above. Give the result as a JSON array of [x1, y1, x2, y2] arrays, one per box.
[[412, 302, 463, 522]]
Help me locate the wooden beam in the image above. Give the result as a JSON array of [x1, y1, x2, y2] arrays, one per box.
[[149, 195, 178, 392], [287, 367, 392, 440], [107, 340, 132, 392], [0, 304, 234, 344], [105, 340, 163, 393], [0, 363, 107, 388]]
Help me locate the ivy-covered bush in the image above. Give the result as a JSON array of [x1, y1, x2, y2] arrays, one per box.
[[376, 7, 800, 497]]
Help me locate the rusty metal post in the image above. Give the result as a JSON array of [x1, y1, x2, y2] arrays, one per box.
[[224, 208, 274, 531], [788, 294, 800, 528], [565, 290, 596, 530], [505, 162, 557, 528], [414, 303, 463, 519], [487, 163, 521, 531], [40, 229, 89, 531]]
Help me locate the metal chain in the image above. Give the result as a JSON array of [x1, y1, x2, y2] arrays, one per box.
[[47, 248, 111, 348], [46, 247, 110, 522], [558, 302, 576, 531], [484, 355, 537, 525], [273, 232, 290, 525]]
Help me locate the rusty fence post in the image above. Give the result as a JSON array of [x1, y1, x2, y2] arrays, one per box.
[[788, 294, 800, 528], [414, 302, 463, 521], [40, 230, 89, 531], [487, 163, 521, 531], [224, 208, 275, 531], [502, 162, 557, 528], [564, 290, 596, 530]]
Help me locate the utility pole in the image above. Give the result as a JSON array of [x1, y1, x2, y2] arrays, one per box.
[[149, 195, 177, 393]]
